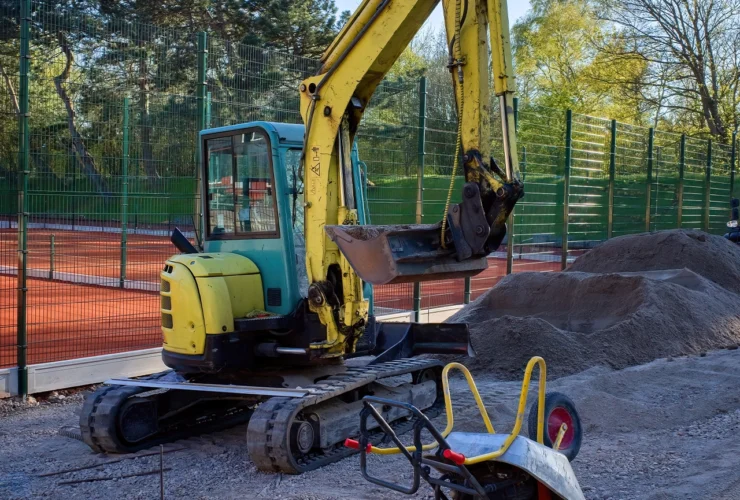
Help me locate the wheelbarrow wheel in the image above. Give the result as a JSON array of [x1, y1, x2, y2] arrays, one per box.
[[527, 391, 582, 462]]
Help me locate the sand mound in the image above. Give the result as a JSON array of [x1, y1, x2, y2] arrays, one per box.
[[445, 265, 740, 379], [567, 229, 740, 294]]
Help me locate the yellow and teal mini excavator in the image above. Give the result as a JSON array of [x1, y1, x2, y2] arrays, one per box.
[[80, 0, 531, 477]]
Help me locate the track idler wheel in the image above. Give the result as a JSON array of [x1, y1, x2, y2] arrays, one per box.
[[291, 420, 315, 455]]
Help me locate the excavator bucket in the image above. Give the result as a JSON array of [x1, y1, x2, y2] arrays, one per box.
[[325, 223, 488, 285]]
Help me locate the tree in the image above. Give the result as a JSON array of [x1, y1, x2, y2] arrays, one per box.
[[0, 0, 355, 210], [512, 0, 647, 122], [54, 31, 110, 197], [246, 0, 349, 58], [596, 0, 740, 141]]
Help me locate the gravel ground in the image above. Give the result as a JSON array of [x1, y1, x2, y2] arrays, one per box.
[[2, 348, 740, 499]]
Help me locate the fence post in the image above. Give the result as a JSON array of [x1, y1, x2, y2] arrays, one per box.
[[561, 110, 572, 270], [703, 139, 712, 232], [730, 132, 737, 210], [607, 120, 617, 239], [120, 97, 130, 288], [16, 0, 31, 398], [678, 134, 686, 227], [645, 128, 654, 232], [206, 91, 212, 129], [413, 77, 426, 319], [195, 32, 208, 247], [49, 234, 54, 279], [506, 97, 519, 275]]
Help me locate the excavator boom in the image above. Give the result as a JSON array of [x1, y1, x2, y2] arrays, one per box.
[[301, 0, 522, 292]]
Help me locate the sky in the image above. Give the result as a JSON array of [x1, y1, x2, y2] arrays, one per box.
[[334, 0, 532, 28]]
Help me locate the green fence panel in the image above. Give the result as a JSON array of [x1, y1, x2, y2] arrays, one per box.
[[649, 131, 681, 231], [507, 104, 565, 275], [414, 80, 465, 308], [357, 81, 421, 312], [566, 113, 610, 258], [0, 2, 21, 370], [709, 142, 733, 234], [613, 122, 649, 237], [682, 136, 708, 230]]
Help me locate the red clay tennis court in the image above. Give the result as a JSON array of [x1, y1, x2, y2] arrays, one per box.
[[1, 225, 566, 368], [10, 228, 174, 283], [0, 275, 159, 367]]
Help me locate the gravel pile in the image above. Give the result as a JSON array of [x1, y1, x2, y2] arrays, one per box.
[[567, 229, 740, 294], [443, 230, 740, 378]]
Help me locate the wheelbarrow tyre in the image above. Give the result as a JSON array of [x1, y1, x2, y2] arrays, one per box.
[[527, 391, 582, 462]]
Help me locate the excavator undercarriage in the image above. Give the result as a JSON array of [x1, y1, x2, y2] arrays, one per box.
[[81, 358, 448, 474]]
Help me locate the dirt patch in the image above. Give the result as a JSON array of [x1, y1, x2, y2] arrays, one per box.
[[567, 229, 740, 294], [442, 230, 740, 379], [3, 349, 740, 500]]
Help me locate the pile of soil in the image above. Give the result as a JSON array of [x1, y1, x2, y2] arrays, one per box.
[[445, 230, 740, 378], [567, 229, 740, 294]]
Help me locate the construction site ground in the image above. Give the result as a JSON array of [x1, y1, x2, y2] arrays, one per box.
[[2, 346, 739, 500]]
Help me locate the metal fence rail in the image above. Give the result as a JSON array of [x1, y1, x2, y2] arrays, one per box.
[[0, 1, 737, 396]]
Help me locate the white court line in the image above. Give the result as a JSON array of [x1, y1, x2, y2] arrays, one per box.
[[0, 265, 159, 292], [490, 251, 577, 264], [0, 220, 194, 238]]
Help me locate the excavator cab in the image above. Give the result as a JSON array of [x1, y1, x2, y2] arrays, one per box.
[[196, 121, 371, 315], [161, 122, 375, 372]]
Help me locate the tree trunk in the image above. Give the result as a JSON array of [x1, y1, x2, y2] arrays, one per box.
[[697, 84, 727, 141], [53, 32, 110, 197], [0, 59, 19, 177], [139, 53, 159, 181], [1, 59, 55, 176], [0, 60, 20, 115]]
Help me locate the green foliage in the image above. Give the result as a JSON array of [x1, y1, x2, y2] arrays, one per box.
[[512, 0, 646, 122], [245, 0, 348, 58], [0, 0, 346, 194]]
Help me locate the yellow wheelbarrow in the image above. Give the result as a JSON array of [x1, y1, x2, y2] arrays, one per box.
[[345, 357, 584, 499]]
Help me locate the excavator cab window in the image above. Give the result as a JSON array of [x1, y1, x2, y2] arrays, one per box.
[[285, 148, 304, 232], [285, 148, 309, 296], [205, 129, 280, 239]]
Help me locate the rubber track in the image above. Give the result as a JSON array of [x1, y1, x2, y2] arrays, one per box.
[[247, 358, 444, 474], [80, 371, 177, 453]]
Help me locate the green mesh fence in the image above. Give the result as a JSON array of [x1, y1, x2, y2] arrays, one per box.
[[613, 122, 649, 236], [567, 114, 610, 251], [417, 80, 466, 308], [0, 1, 737, 372], [650, 131, 681, 231], [0, 55, 17, 368], [500, 105, 565, 283], [356, 80, 422, 312], [710, 142, 734, 234], [206, 39, 316, 127], [682, 136, 708, 230]]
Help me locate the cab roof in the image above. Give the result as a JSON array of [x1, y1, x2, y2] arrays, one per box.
[[199, 121, 304, 146]]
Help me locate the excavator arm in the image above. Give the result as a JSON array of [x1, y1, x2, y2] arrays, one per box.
[[300, 0, 523, 356]]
